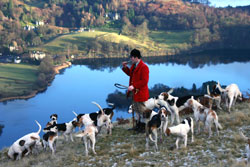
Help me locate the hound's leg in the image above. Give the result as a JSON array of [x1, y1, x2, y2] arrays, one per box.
[[170, 112, 175, 125], [191, 125, 194, 143], [228, 97, 234, 113], [63, 133, 68, 141], [206, 121, 212, 138], [89, 134, 96, 155], [152, 129, 158, 151], [16, 151, 22, 160], [175, 109, 180, 124], [42, 140, 47, 150], [83, 136, 88, 156], [49, 141, 55, 155], [175, 137, 180, 149], [70, 133, 74, 142], [53, 140, 57, 152], [197, 121, 201, 134], [184, 135, 188, 148]]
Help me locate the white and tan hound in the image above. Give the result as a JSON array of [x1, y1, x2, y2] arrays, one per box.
[[75, 125, 98, 156], [183, 96, 222, 137]]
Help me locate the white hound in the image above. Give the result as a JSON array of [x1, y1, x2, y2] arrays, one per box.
[[8, 120, 42, 160], [215, 81, 242, 112], [165, 117, 194, 149]]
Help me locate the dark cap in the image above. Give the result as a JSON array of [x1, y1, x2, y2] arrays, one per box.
[[130, 49, 141, 59]]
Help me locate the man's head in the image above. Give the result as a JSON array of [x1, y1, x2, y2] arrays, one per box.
[[130, 49, 141, 59], [130, 49, 141, 64]]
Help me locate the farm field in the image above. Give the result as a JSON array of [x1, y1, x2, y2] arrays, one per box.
[[0, 63, 38, 99]]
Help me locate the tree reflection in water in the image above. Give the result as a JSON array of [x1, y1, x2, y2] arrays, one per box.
[[0, 124, 4, 137], [73, 49, 250, 70], [106, 81, 218, 110]]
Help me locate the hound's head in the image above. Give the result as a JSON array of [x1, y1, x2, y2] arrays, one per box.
[[183, 96, 195, 108], [213, 81, 227, 96], [128, 105, 133, 114], [97, 114, 110, 127], [158, 106, 169, 121], [50, 114, 58, 121], [158, 89, 178, 107], [71, 119, 81, 128]]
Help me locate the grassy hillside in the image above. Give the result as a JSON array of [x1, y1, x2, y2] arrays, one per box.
[[0, 63, 39, 99], [30, 29, 194, 57], [0, 101, 249, 166]]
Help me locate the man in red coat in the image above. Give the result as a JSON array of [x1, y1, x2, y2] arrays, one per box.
[[122, 49, 149, 131]]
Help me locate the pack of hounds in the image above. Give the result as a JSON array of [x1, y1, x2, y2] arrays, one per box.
[[7, 81, 249, 163]]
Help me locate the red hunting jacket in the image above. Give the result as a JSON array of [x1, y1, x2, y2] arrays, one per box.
[[122, 60, 149, 102]]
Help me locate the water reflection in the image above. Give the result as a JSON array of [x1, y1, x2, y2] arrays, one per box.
[[106, 81, 218, 110], [73, 50, 250, 70], [0, 124, 4, 137]]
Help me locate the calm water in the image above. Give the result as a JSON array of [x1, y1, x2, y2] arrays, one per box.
[[1, 52, 250, 150]]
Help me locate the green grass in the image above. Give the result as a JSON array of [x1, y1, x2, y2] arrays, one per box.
[[30, 29, 195, 56], [0, 63, 39, 98], [149, 30, 194, 49]]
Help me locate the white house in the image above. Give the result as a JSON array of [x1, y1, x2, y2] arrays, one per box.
[[36, 21, 44, 26], [30, 51, 46, 60], [24, 25, 35, 31]]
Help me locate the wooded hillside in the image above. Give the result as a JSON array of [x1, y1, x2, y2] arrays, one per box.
[[1, 0, 250, 56]]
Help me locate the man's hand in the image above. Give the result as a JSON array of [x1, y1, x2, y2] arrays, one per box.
[[128, 85, 134, 91], [122, 61, 128, 68]]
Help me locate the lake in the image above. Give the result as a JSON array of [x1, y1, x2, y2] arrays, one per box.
[[1, 50, 250, 150]]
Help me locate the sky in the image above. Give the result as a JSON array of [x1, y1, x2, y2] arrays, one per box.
[[209, 0, 250, 7]]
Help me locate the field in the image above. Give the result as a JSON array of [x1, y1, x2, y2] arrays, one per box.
[[0, 102, 249, 167], [30, 29, 194, 56], [0, 63, 38, 99], [149, 30, 194, 49]]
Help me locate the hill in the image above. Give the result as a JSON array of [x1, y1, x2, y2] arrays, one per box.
[[0, 101, 250, 166], [1, 0, 250, 57]]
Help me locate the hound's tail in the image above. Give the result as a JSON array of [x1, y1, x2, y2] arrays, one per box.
[[72, 111, 78, 116], [149, 133, 157, 143], [214, 117, 222, 130], [75, 131, 88, 138], [207, 85, 211, 95], [35, 120, 42, 134], [92, 101, 104, 114]]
